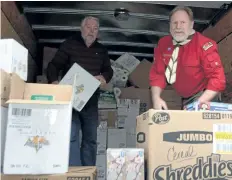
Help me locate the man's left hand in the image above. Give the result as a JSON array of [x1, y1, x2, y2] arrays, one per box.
[[95, 75, 106, 85], [197, 90, 218, 104]]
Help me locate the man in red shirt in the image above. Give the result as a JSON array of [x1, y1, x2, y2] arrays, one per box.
[[149, 6, 226, 109]]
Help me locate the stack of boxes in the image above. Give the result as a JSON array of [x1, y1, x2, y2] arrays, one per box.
[[0, 39, 98, 179], [0, 39, 28, 169], [2, 41, 231, 180], [94, 52, 182, 179]]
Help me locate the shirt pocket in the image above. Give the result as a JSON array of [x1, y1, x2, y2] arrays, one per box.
[[204, 52, 222, 74], [182, 58, 201, 75]]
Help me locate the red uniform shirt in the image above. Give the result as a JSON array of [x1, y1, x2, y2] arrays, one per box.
[[149, 32, 226, 98]]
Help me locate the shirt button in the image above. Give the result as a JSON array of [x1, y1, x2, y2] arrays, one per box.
[[215, 62, 218, 66]]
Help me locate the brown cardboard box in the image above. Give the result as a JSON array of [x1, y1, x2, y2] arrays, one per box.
[[119, 87, 152, 114], [99, 109, 117, 128], [119, 87, 181, 112], [136, 110, 232, 180], [129, 59, 152, 89], [162, 90, 182, 110], [1, 167, 97, 180]]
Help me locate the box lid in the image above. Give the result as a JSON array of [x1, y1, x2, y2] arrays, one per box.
[[7, 73, 73, 105]]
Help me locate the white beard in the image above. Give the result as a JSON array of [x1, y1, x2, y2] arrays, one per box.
[[172, 29, 195, 42]]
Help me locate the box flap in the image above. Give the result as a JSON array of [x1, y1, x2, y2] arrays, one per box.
[[0, 69, 11, 107], [68, 167, 97, 174], [24, 83, 73, 102], [7, 73, 74, 104], [6, 99, 71, 105], [129, 59, 152, 88], [9, 73, 25, 100]]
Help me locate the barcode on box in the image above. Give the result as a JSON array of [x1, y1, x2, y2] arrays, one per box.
[[216, 124, 232, 132], [77, 100, 85, 110], [213, 124, 232, 154], [215, 143, 232, 154], [12, 108, 32, 117]]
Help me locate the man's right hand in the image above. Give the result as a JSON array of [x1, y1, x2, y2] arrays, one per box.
[[52, 81, 59, 84], [153, 97, 168, 110]]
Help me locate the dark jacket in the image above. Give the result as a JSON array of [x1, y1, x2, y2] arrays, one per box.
[[47, 34, 113, 84]]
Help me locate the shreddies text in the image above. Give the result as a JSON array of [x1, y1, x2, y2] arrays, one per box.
[[153, 154, 232, 180]]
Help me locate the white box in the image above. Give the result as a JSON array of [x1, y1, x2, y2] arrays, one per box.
[[116, 98, 129, 108], [59, 63, 100, 112], [1, 106, 8, 168], [108, 129, 126, 148], [124, 149, 144, 180], [107, 148, 144, 180], [0, 39, 28, 81], [115, 53, 140, 74], [126, 99, 140, 128], [97, 121, 107, 155], [126, 128, 136, 148], [107, 148, 125, 180], [96, 154, 106, 180], [117, 108, 128, 128], [3, 74, 73, 174]]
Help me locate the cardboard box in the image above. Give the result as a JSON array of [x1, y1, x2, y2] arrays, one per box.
[[124, 148, 144, 180], [0, 70, 11, 107], [108, 129, 126, 148], [96, 154, 106, 180], [126, 99, 140, 128], [126, 128, 136, 148], [97, 121, 107, 155], [129, 59, 152, 89], [116, 98, 130, 108], [3, 74, 74, 174], [119, 87, 152, 114], [1, 106, 8, 168], [107, 148, 125, 180], [117, 107, 128, 128], [98, 109, 117, 128], [185, 101, 232, 111], [115, 53, 140, 74], [0, 39, 28, 81], [98, 90, 117, 109], [107, 148, 144, 180], [136, 110, 232, 180], [1, 167, 97, 180], [59, 63, 100, 112]]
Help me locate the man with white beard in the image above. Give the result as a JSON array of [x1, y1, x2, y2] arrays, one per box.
[[149, 6, 226, 109]]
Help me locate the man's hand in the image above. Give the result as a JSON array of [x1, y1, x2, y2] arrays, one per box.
[[95, 75, 106, 85], [52, 81, 59, 84], [153, 97, 168, 110], [197, 90, 218, 104], [151, 86, 168, 110]]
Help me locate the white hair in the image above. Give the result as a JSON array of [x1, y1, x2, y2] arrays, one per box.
[[81, 16, 100, 29]]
